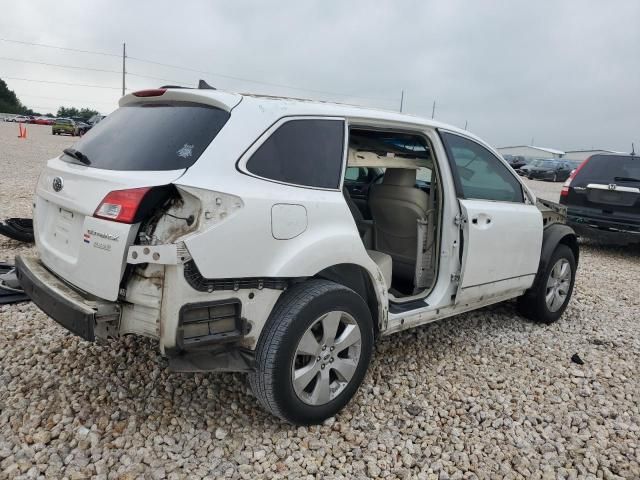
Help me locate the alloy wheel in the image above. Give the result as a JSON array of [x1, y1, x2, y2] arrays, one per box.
[[291, 311, 362, 406], [545, 258, 571, 312]]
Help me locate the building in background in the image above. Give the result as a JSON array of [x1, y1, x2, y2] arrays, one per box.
[[562, 149, 621, 161], [497, 145, 565, 159]]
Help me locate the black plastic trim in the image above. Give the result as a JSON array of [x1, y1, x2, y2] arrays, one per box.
[[389, 299, 428, 314], [177, 299, 248, 351], [183, 260, 289, 292], [15, 256, 95, 341]]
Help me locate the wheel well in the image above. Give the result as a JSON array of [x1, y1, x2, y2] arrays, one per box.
[[559, 234, 579, 265], [313, 263, 381, 336]]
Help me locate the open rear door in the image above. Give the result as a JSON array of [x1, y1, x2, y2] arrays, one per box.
[[455, 199, 543, 304]]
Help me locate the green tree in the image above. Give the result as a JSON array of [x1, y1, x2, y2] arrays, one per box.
[[0, 78, 30, 114], [57, 106, 99, 121]]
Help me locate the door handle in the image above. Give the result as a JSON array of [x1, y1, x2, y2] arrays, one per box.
[[471, 215, 492, 227]]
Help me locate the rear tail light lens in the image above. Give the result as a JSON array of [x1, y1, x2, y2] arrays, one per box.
[[560, 156, 591, 197], [94, 187, 152, 223]]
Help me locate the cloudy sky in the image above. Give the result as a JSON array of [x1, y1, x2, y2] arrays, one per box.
[[1, 1, 638, 151]]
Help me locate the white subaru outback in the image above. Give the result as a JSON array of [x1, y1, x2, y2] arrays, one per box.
[[16, 86, 578, 425]]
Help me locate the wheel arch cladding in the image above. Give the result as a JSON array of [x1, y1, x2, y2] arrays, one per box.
[[530, 224, 579, 294], [314, 263, 381, 336]]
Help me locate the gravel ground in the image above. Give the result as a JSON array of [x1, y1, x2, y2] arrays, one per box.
[[0, 123, 638, 479]]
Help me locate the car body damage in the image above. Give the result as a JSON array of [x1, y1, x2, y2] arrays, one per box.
[[16, 87, 579, 423]]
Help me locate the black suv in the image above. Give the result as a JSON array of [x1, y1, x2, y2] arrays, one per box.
[[560, 153, 640, 244]]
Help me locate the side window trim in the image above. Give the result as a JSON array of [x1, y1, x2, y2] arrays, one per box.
[[438, 129, 525, 203], [237, 115, 347, 191], [437, 129, 466, 199]]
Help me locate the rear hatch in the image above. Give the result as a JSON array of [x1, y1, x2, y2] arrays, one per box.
[[561, 154, 640, 230], [35, 93, 233, 301]]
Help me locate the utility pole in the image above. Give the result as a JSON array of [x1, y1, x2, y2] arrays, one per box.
[[121, 42, 126, 96], [399, 89, 404, 112], [431, 100, 436, 119]]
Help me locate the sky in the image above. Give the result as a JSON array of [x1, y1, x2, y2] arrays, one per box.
[[1, 0, 638, 152]]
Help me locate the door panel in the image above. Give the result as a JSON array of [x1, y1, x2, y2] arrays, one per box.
[[456, 199, 542, 303]]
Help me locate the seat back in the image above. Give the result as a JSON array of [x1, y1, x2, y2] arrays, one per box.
[[368, 169, 429, 280]]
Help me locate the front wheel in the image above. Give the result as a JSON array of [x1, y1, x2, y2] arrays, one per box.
[[249, 279, 374, 425], [518, 244, 576, 324]]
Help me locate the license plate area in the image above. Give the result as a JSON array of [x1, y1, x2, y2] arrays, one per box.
[[587, 189, 637, 207], [48, 205, 84, 257]]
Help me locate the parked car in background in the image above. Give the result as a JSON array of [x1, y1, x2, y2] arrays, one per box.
[[503, 154, 527, 169], [52, 118, 79, 136], [76, 121, 91, 135], [13, 115, 30, 123], [524, 159, 573, 182], [560, 153, 640, 244], [34, 117, 55, 126], [16, 87, 579, 424]]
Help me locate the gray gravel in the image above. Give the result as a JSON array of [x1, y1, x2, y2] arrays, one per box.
[[1, 123, 639, 479]]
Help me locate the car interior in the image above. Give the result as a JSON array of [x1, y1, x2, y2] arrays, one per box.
[[344, 128, 441, 300]]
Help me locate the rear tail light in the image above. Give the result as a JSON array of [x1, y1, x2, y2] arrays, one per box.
[[132, 88, 166, 97], [94, 187, 152, 223], [560, 156, 591, 197]]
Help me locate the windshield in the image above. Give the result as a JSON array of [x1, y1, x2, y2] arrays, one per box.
[[575, 155, 640, 183], [64, 101, 230, 171]]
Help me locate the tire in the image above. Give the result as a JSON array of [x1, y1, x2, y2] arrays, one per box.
[[249, 279, 374, 425], [518, 244, 576, 324]]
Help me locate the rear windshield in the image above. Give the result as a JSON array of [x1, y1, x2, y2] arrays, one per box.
[[65, 102, 230, 171], [575, 155, 640, 184]]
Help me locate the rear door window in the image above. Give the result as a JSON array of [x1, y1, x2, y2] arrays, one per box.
[[246, 119, 345, 189], [65, 102, 230, 171]]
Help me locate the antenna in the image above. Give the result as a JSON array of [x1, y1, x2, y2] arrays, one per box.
[[198, 79, 216, 90], [399, 89, 404, 112], [632, 142, 636, 156]]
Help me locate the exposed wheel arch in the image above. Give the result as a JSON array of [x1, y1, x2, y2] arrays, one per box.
[[313, 263, 383, 336], [527, 223, 579, 296]]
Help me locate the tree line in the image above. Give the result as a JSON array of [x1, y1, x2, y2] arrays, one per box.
[[0, 77, 99, 120]]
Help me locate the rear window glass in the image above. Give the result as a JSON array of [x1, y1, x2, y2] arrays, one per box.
[[246, 119, 344, 189], [65, 102, 230, 171], [575, 155, 640, 184]]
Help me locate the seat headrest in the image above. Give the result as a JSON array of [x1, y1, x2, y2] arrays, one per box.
[[382, 168, 416, 186]]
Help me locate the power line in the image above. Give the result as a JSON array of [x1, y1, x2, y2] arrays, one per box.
[[127, 71, 191, 87], [0, 37, 120, 57], [20, 93, 116, 105], [127, 56, 397, 103], [0, 56, 121, 74], [4, 76, 120, 90], [0, 36, 398, 104]]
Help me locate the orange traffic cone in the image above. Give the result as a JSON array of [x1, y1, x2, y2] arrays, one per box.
[[18, 123, 27, 139]]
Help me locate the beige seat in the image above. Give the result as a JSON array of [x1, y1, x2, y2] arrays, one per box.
[[368, 168, 429, 283]]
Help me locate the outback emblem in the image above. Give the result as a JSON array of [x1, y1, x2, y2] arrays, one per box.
[[52, 177, 63, 192], [608, 184, 616, 190]]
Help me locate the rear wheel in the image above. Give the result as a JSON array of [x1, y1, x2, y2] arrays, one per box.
[[518, 244, 576, 324], [249, 279, 374, 425]]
